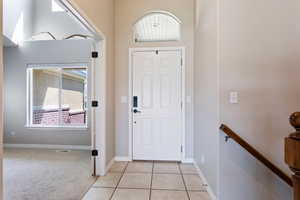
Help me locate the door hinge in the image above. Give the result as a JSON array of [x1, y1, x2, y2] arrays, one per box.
[[181, 102, 183, 110], [92, 51, 98, 58], [181, 145, 183, 153], [181, 58, 183, 66], [92, 149, 98, 157], [92, 101, 99, 107]]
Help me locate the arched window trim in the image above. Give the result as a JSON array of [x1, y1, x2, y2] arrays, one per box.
[[134, 10, 182, 25], [133, 10, 182, 43]]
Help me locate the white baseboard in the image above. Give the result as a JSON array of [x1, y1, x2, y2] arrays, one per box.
[[182, 158, 195, 163], [114, 157, 194, 163], [4, 143, 91, 150], [193, 161, 217, 200], [114, 156, 132, 162]]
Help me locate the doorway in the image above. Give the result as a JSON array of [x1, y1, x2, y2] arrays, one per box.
[[58, 0, 107, 177], [2, 0, 107, 198], [129, 47, 185, 161]]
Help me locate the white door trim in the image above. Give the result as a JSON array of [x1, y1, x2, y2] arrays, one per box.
[[60, 0, 107, 176], [128, 47, 186, 162]]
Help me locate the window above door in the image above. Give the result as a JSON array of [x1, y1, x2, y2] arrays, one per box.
[[133, 11, 181, 43]]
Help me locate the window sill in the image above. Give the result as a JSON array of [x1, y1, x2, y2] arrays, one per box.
[[25, 125, 89, 131]]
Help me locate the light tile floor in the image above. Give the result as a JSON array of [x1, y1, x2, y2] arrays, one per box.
[[82, 161, 211, 200]]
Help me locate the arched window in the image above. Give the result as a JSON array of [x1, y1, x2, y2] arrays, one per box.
[[134, 11, 181, 42]]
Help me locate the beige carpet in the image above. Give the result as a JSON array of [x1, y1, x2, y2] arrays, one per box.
[[4, 148, 96, 200]]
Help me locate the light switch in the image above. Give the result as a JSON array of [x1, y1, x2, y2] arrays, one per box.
[[121, 96, 128, 103], [229, 92, 239, 104]]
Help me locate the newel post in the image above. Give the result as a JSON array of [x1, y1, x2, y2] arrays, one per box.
[[285, 112, 300, 200]]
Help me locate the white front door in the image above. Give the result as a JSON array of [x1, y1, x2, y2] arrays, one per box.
[[132, 50, 182, 161]]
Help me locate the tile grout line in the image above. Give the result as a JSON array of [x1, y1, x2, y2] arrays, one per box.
[[91, 186, 205, 192], [80, 174, 98, 200], [178, 163, 191, 200], [83, 161, 209, 200], [149, 161, 154, 200], [108, 162, 129, 200], [84, 161, 209, 200]]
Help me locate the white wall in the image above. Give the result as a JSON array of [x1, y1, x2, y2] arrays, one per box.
[[3, 0, 97, 147], [3, 36, 17, 47], [3, 0, 89, 44], [65, 0, 116, 166], [3, 0, 34, 43], [0, 0, 3, 198], [114, 0, 195, 160], [194, 0, 219, 195], [4, 40, 93, 146], [218, 0, 298, 199], [32, 0, 90, 39], [194, 0, 297, 199]]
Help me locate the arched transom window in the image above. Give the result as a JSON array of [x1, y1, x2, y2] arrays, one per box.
[[134, 11, 181, 42]]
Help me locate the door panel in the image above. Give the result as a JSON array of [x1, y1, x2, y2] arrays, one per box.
[[141, 75, 153, 108], [132, 50, 182, 161]]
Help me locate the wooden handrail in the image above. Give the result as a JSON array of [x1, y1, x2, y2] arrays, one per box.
[[285, 112, 300, 200], [220, 124, 293, 187]]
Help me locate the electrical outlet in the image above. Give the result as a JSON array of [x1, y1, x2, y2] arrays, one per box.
[[10, 131, 16, 136]]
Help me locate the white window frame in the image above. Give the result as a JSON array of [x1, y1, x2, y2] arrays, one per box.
[[26, 63, 89, 129]]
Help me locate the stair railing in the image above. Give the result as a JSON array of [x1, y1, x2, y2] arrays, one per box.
[[220, 112, 300, 199], [220, 124, 293, 187], [285, 112, 300, 200]]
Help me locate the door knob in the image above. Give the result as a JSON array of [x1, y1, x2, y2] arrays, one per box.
[[133, 109, 141, 113]]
